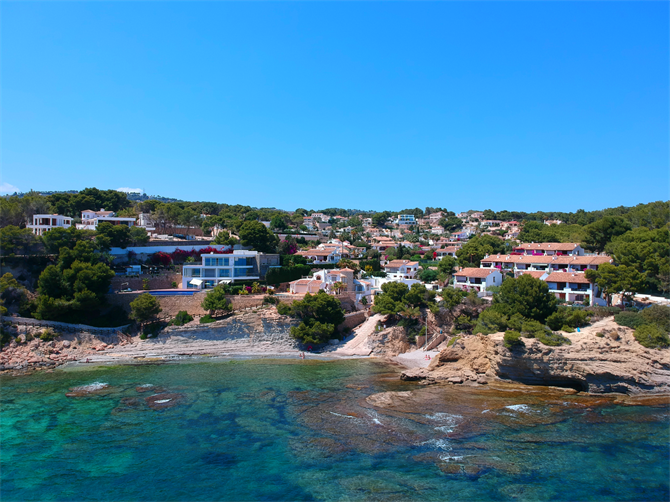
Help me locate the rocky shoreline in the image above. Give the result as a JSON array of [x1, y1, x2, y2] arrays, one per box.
[[400, 317, 670, 395]]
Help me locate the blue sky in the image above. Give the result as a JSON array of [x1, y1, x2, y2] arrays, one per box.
[[2, 2, 668, 213]]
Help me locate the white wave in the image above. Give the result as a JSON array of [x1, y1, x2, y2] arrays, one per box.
[[366, 411, 383, 425], [504, 404, 533, 413], [420, 438, 452, 451], [482, 409, 490, 414], [155, 399, 171, 404]]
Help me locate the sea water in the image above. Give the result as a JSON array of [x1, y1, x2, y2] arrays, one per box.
[[1, 359, 668, 501]]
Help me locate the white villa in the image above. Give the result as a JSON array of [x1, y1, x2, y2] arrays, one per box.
[[453, 267, 502, 293], [182, 250, 266, 289], [76, 209, 136, 230], [27, 214, 72, 236], [383, 260, 420, 280]]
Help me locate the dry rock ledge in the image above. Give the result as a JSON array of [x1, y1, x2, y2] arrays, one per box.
[[400, 318, 670, 395]]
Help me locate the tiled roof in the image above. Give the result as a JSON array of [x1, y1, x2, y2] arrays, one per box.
[[454, 267, 498, 278], [519, 271, 546, 279], [481, 254, 612, 266], [385, 260, 419, 268], [290, 279, 323, 285], [513, 243, 580, 251], [544, 272, 591, 284], [297, 249, 333, 257]]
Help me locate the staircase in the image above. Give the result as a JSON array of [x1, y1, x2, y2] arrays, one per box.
[[335, 314, 386, 356]]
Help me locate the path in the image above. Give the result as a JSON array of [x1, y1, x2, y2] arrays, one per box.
[[334, 314, 386, 356]]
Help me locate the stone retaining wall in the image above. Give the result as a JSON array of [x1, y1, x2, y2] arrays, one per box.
[[338, 311, 367, 332], [105, 293, 266, 317], [111, 273, 182, 291]]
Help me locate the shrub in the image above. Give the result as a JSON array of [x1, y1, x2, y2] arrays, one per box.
[[640, 305, 670, 332], [39, 328, 57, 342], [142, 322, 162, 338], [546, 307, 590, 330], [535, 331, 572, 347], [142, 279, 150, 290], [171, 281, 178, 289], [596, 332, 605, 337], [633, 324, 670, 349], [447, 335, 461, 347], [472, 309, 508, 335], [199, 314, 216, 324], [276, 303, 292, 316], [614, 311, 645, 329], [561, 325, 575, 333], [170, 311, 193, 326], [503, 330, 524, 349], [263, 295, 278, 305], [139, 333, 147, 340]]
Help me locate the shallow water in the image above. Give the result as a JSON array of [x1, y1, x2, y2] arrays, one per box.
[[1, 359, 668, 501]]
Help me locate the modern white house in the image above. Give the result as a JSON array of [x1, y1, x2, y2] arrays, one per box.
[[76, 209, 136, 230], [383, 260, 420, 280], [288, 268, 374, 305], [181, 250, 279, 289], [395, 214, 416, 226], [453, 267, 502, 293], [26, 214, 72, 236]]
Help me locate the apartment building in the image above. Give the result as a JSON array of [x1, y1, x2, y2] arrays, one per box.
[[480, 254, 612, 275], [383, 260, 419, 280], [453, 267, 502, 293], [512, 242, 584, 256], [76, 209, 136, 230]]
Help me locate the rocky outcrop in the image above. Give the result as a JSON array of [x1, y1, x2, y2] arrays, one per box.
[[401, 317, 670, 394]]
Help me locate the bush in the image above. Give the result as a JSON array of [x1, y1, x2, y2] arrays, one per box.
[[171, 281, 178, 289], [139, 333, 147, 340], [142, 279, 150, 290], [596, 331, 605, 337], [633, 324, 670, 349], [39, 328, 58, 342], [535, 331, 572, 347], [447, 336, 461, 347], [142, 322, 162, 338], [614, 311, 646, 329], [276, 303, 292, 316], [503, 330, 524, 349], [546, 307, 590, 331], [170, 311, 193, 326], [561, 325, 575, 333], [640, 305, 670, 332], [199, 314, 216, 324], [263, 295, 278, 305]]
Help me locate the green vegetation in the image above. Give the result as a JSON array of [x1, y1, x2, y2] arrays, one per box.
[[282, 291, 345, 345], [266, 264, 313, 285], [614, 305, 670, 349], [491, 275, 558, 323], [545, 307, 591, 331], [129, 293, 162, 325], [199, 314, 216, 324], [447, 335, 461, 347], [634, 324, 670, 349], [503, 330, 524, 349], [238, 221, 279, 253], [169, 310, 193, 326], [201, 286, 233, 316], [372, 282, 436, 316]]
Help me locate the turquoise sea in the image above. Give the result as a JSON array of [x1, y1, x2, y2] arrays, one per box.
[[1, 359, 668, 501]]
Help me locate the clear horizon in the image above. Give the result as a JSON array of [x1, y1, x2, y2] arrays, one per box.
[[2, 2, 668, 213]]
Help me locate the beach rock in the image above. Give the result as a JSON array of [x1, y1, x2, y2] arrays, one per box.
[[412, 317, 670, 395], [145, 392, 185, 410], [65, 382, 110, 397], [62, 340, 71, 348], [448, 376, 463, 384]]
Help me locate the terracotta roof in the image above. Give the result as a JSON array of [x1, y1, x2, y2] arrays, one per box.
[[339, 268, 355, 272], [544, 272, 591, 284], [481, 254, 612, 266], [290, 279, 323, 285], [513, 243, 580, 251], [384, 260, 419, 268], [454, 267, 498, 278], [297, 249, 334, 257], [520, 271, 546, 279]]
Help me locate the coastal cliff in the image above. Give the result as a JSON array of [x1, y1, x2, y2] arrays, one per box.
[[401, 317, 670, 394]]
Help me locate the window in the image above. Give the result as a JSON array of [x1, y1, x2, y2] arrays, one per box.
[[218, 269, 230, 277], [234, 257, 252, 267], [234, 268, 248, 277], [191, 268, 201, 278], [205, 257, 229, 267], [203, 269, 216, 278]]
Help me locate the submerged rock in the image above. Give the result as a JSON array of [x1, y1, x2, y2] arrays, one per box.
[[145, 392, 185, 410], [65, 382, 110, 397]]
